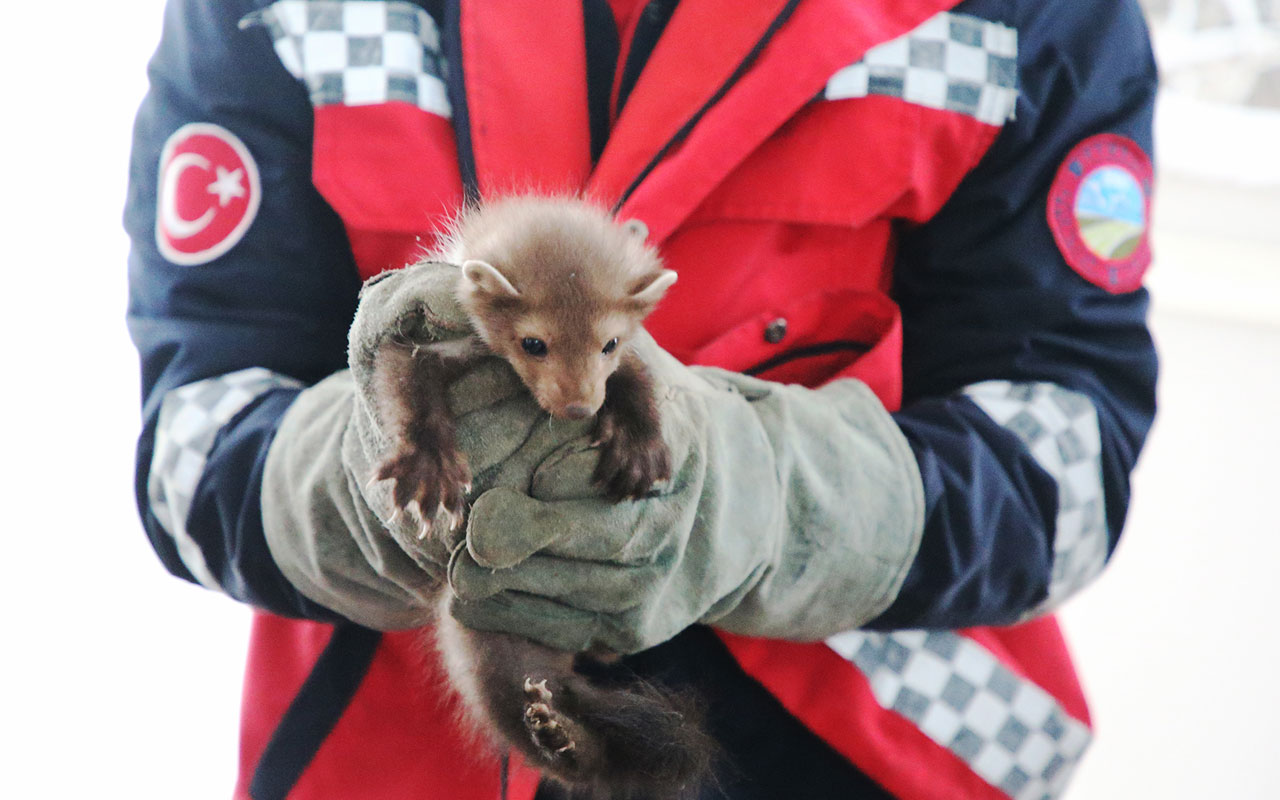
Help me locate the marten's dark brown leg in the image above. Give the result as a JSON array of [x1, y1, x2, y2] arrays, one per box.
[[370, 339, 472, 540], [592, 351, 671, 501]]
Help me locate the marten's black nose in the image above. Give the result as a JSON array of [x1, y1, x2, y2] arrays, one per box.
[[561, 404, 593, 420]]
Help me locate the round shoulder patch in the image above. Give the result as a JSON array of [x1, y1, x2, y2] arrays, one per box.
[[155, 123, 261, 266], [1046, 133, 1153, 293]]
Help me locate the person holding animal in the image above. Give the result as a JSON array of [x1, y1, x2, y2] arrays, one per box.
[[126, 1, 1158, 798]]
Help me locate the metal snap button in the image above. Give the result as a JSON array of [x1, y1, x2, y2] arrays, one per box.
[[764, 318, 788, 344]]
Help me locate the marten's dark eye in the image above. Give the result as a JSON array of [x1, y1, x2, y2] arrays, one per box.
[[521, 337, 548, 357], [602, 338, 618, 355]]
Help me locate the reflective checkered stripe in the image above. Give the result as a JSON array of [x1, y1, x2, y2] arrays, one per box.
[[824, 11, 1018, 125], [964, 381, 1109, 612], [244, 0, 451, 117], [826, 630, 1091, 800], [148, 368, 303, 589]]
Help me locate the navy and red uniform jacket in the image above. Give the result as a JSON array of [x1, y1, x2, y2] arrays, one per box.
[[125, 0, 1158, 798]]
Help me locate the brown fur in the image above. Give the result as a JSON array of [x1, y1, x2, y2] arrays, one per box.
[[371, 196, 712, 798]]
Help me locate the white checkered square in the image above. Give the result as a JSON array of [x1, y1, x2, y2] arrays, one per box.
[[383, 29, 425, 72], [903, 67, 949, 108], [868, 670, 905, 708], [148, 367, 303, 590], [829, 629, 1092, 799], [978, 83, 1018, 128], [964, 381, 1109, 611], [823, 11, 1018, 126], [342, 1, 387, 36], [268, 0, 308, 34], [901, 646, 951, 695], [946, 40, 989, 83], [301, 30, 349, 72], [952, 640, 997, 687], [973, 743, 1016, 786], [919, 701, 965, 743], [914, 12, 951, 41], [825, 63, 870, 101], [984, 23, 1018, 58], [246, 0, 451, 118], [870, 34, 912, 66], [418, 74, 450, 115], [343, 65, 389, 105], [965, 690, 1012, 739]]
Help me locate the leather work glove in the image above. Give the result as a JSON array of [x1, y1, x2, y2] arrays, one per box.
[[445, 334, 927, 654], [262, 260, 593, 629]]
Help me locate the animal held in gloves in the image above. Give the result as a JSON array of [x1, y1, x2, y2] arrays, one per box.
[[367, 196, 712, 797]]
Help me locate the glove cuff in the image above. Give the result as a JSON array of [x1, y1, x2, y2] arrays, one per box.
[[714, 377, 925, 639], [261, 371, 438, 630]]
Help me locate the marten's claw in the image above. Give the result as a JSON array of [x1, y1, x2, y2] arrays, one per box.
[[444, 506, 464, 532], [523, 677, 552, 703], [399, 501, 428, 539], [524, 703, 552, 727]]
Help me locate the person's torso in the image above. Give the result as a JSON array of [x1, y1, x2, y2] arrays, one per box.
[[235, 2, 1091, 799]]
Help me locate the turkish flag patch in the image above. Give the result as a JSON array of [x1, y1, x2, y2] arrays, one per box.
[[155, 123, 261, 266], [1046, 133, 1153, 294]]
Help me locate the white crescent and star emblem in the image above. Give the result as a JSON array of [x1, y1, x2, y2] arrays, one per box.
[[155, 123, 260, 266]]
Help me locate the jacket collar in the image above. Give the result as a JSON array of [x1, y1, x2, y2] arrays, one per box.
[[460, 0, 963, 243]]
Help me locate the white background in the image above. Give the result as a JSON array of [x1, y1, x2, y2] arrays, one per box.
[[4, 2, 1278, 798]]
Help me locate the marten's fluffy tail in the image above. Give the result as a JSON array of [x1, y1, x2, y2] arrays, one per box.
[[436, 617, 714, 799]]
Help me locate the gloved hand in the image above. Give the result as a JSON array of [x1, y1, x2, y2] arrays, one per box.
[[261, 260, 591, 629], [446, 334, 927, 654]]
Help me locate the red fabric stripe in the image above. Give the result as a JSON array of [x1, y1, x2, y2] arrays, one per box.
[[312, 104, 462, 234], [235, 615, 328, 799], [885, 104, 1004, 223], [461, 0, 593, 196]]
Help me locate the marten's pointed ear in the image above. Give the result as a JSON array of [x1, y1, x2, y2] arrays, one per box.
[[629, 269, 677, 310], [462, 259, 520, 297]]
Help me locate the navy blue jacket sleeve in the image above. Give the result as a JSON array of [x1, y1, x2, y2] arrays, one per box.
[[125, 0, 360, 620], [869, 0, 1159, 629]]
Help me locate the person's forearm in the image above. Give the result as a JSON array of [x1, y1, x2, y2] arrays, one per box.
[[126, 0, 361, 617], [137, 367, 344, 620], [871, 382, 1119, 630]]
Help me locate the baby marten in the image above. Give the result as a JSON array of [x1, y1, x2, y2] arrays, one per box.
[[369, 196, 713, 798]]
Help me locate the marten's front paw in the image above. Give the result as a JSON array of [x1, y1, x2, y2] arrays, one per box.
[[590, 413, 671, 502], [375, 442, 471, 540]]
